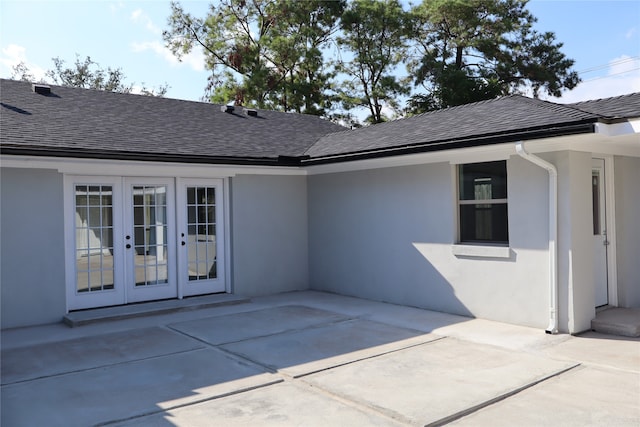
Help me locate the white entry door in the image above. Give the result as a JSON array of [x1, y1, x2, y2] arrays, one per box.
[[177, 179, 226, 296], [67, 176, 126, 310], [125, 178, 178, 303], [67, 176, 225, 311], [592, 158, 609, 307]]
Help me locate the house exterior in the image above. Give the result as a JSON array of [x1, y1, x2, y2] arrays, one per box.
[[1, 78, 638, 333]]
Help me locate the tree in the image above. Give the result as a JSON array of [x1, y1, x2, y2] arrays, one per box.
[[407, 0, 580, 113], [164, 0, 344, 114], [11, 55, 169, 96], [336, 0, 410, 123], [46, 55, 133, 93], [10, 62, 37, 83], [266, 0, 345, 115]]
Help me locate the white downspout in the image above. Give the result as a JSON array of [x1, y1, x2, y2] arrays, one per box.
[[515, 141, 558, 334]]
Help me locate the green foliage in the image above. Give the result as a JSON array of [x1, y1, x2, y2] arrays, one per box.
[[10, 62, 37, 83], [336, 0, 411, 123], [11, 55, 169, 96], [164, 0, 579, 121], [407, 0, 580, 113], [47, 55, 133, 92], [164, 0, 344, 114]]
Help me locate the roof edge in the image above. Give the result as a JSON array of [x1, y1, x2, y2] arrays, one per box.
[[302, 122, 595, 165], [0, 146, 310, 167]]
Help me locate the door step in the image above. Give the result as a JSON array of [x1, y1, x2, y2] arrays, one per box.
[[63, 294, 250, 327], [591, 307, 640, 337]]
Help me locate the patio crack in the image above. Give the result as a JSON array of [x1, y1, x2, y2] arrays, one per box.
[[424, 363, 582, 427], [0, 347, 206, 386]]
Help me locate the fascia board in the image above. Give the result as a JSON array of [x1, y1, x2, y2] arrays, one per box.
[[0, 155, 308, 177], [595, 118, 640, 137], [305, 131, 639, 175]]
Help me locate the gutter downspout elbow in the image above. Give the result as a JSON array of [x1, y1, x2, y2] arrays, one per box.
[[515, 141, 559, 334]]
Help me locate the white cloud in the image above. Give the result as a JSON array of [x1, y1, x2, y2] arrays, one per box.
[[543, 55, 640, 103], [608, 54, 639, 76], [109, 1, 125, 14], [0, 44, 46, 80], [626, 27, 637, 39], [130, 8, 161, 35], [131, 41, 206, 72]]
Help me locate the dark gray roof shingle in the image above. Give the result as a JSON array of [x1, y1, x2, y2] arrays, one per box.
[[0, 79, 345, 164], [568, 92, 640, 119], [2, 79, 638, 165], [304, 95, 603, 160]]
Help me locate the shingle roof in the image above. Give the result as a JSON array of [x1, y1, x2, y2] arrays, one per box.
[[0, 79, 345, 165], [304, 95, 603, 161], [568, 92, 640, 119], [2, 78, 638, 166]]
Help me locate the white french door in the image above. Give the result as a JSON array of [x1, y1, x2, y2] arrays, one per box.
[[66, 176, 126, 310], [177, 178, 226, 296], [124, 178, 177, 303], [66, 176, 225, 311]]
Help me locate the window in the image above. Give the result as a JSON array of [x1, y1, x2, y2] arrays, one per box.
[[458, 161, 508, 244]]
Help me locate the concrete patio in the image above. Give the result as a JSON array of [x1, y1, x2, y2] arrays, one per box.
[[2, 291, 639, 426]]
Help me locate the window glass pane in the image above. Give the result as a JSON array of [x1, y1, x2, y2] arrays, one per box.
[[77, 271, 89, 292], [460, 203, 509, 243], [208, 261, 217, 279], [459, 161, 507, 200], [132, 185, 169, 287], [592, 173, 600, 235], [156, 189, 166, 206], [75, 184, 114, 293], [76, 206, 88, 226], [88, 207, 101, 224], [196, 187, 206, 204], [206, 187, 216, 205], [100, 253, 115, 289], [187, 205, 196, 224], [186, 186, 217, 282], [75, 186, 88, 206], [102, 207, 113, 227], [101, 187, 113, 206]]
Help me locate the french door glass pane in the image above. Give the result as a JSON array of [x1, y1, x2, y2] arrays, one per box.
[[74, 185, 114, 292], [187, 187, 217, 281], [132, 185, 168, 286]]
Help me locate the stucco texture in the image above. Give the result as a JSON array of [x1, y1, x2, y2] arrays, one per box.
[[230, 175, 309, 296], [308, 158, 550, 329], [1, 168, 66, 328], [615, 156, 640, 307]]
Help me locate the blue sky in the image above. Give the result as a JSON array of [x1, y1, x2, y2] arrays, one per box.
[[1, 0, 638, 111]]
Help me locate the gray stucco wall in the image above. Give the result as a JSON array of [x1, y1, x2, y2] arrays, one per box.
[[1, 167, 66, 328], [614, 156, 640, 307], [308, 157, 551, 329], [230, 174, 309, 296], [542, 151, 594, 333]]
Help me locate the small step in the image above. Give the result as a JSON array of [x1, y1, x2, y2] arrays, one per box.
[[63, 294, 250, 327], [591, 307, 640, 338]]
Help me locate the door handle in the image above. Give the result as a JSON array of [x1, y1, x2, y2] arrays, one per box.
[[126, 244, 131, 249], [181, 241, 186, 246], [603, 240, 610, 246]]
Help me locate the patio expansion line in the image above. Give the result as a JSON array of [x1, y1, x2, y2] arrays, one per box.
[[424, 363, 582, 427]]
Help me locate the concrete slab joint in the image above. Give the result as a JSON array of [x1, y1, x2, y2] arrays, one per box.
[[2, 291, 638, 427]]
